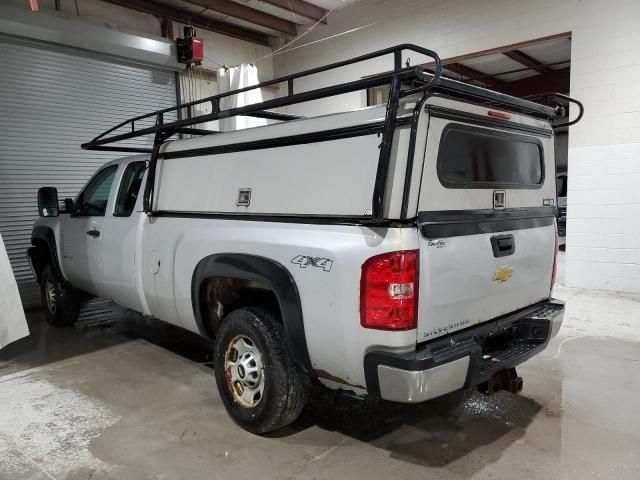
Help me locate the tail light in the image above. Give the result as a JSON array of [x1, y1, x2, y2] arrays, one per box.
[[360, 250, 419, 330], [551, 232, 559, 288]]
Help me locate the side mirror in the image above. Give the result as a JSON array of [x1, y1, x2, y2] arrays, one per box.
[[37, 187, 59, 217], [64, 198, 76, 214]]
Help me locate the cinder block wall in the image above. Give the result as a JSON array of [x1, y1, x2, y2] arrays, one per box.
[[274, 0, 640, 294]]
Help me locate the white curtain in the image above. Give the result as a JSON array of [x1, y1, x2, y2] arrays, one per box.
[[217, 64, 267, 132], [0, 233, 28, 349]]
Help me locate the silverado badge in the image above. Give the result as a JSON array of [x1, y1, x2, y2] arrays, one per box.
[[494, 265, 514, 282]]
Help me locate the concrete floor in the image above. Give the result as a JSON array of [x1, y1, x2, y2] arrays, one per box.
[[1, 254, 640, 480]]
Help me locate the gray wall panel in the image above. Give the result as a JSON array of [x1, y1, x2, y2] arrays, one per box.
[[0, 38, 176, 307]]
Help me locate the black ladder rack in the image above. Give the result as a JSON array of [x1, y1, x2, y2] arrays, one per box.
[[81, 44, 581, 221], [82, 44, 444, 152]]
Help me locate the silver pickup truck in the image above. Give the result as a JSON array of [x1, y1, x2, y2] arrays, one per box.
[[28, 45, 582, 434]]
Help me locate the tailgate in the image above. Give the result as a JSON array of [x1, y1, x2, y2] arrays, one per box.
[[417, 211, 555, 341], [415, 99, 557, 341]]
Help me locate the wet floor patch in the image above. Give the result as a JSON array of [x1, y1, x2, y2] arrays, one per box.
[[1, 295, 640, 479], [0, 372, 120, 478]]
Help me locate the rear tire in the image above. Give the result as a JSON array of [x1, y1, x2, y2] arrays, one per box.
[[213, 307, 306, 434], [40, 265, 79, 327]]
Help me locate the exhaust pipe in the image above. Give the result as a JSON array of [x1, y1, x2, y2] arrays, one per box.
[[478, 367, 523, 396]]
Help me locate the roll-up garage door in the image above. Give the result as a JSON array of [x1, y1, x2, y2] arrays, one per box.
[[0, 37, 177, 307]]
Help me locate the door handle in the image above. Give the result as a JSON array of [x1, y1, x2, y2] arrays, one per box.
[[87, 229, 101, 238], [491, 234, 515, 257]]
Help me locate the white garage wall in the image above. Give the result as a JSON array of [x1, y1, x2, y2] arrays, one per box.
[[173, 22, 274, 80], [3, 0, 162, 37], [4, 1, 276, 82], [172, 22, 277, 111], [273, 0, 640, 294]]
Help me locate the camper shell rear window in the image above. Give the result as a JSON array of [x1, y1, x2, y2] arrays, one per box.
[[437, 124, 544, 189]]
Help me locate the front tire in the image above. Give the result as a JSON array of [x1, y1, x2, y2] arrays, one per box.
[[213, 307, 306, 434], [40, 265, 79, 327]]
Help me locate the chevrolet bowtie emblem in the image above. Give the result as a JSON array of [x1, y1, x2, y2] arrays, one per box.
[[494, 265, 514, 282]]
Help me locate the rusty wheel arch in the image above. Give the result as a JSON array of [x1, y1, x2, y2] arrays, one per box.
[[191, 253, 311, 373]]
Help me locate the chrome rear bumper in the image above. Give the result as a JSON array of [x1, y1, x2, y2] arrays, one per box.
[[365, 299, 564, 403], [377, 356, 470, 403]]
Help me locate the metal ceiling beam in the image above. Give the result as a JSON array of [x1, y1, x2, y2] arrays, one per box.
[[101, 0, 271, 45], [497, 67, 570, 97], [180, 0, 298, 35], [259, 0, 328, 23], [445, 62, 507, 89], [420, 32, 571, 69], [502, 49, 550, 74]]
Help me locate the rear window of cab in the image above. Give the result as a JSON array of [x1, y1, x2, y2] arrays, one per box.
[[437, 124, 544, 189]]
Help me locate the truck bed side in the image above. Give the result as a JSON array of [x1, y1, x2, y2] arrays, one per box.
[[140, 218, 419, 390]]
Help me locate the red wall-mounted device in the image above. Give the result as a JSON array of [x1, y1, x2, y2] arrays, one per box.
[[177, 26, 204, 65]]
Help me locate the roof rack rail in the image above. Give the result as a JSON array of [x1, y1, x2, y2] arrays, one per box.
[[82, 44, 443, 152], [81, 44, 581, 220]]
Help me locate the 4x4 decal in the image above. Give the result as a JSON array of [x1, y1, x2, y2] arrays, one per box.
[[291, 255, 333, 272]]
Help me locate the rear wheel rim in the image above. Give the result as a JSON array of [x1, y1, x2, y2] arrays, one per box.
[[224, 334, 265, 408], [45, 278, 57, 314]]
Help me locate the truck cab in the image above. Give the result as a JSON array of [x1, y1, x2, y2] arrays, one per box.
[[31, 156, 149, 320]]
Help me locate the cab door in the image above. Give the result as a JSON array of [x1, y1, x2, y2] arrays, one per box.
[[60, 164, 118, 295], [98, 159, 147, 310]]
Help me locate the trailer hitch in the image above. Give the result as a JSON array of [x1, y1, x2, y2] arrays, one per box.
[[478, 367, 523, 396]]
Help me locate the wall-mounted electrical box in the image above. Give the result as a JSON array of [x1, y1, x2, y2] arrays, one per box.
[[176, 26, 204, 65]]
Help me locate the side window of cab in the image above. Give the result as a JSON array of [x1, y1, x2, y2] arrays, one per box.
[[114, 162, 147, 217], [75, 165, 118, 216]]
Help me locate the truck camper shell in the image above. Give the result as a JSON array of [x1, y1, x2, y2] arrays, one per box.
[[81, 44, 583, 223]]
